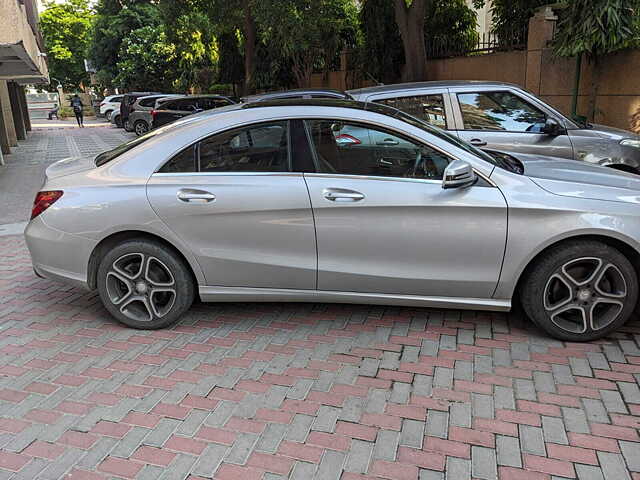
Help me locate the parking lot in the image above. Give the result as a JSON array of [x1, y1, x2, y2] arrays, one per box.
[[1, 125, 639, 480]]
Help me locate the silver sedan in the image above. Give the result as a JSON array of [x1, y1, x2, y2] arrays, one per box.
[[25, 100, 640, 341]]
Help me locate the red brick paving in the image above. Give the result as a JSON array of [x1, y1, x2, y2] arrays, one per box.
[[0, 234, 639, 478]]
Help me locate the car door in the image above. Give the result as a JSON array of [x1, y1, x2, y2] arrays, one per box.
[[147, 120, 317, 289], [303, 118, 507, 298], [450, 87, 575, 159]]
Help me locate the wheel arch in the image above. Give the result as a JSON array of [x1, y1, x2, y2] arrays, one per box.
[[511, 233, 640, 306], [87, 230, 202, 296]]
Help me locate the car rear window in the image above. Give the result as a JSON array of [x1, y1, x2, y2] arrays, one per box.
[[95, 129, 163, 166], [138, 97, 158, 107]]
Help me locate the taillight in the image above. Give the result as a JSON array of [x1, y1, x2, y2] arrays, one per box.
[[31, 191, 63, 220], [99, 102, 105, 107], [151, 110, 157, 119]]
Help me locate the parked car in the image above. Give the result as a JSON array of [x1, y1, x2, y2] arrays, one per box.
[[99, 95, 122, 121], [127, 94, 185, 136], [348, 81, 640, 174], [25, 99, 640, 341], [151, 95, 235, 129], [119, 92, 162, 130], [241, 88, 353, 103]]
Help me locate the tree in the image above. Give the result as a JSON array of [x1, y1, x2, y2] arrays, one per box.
[[88, 0, 160, 89], [425, 0, 479, 58], [114, 26, 177, 91], [393, 0, 427, 82], [39, 0, 92, 90], [253, 0, 358, 88], [491, 0, 549, 46], [552, 0, 640, 120]]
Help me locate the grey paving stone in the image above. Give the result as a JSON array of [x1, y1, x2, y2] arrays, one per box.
[[143, 418, 180, 447], [582, 398, 609, 423], [620, 440, 640, 472], [586, 352, 610, 370], [426, 410, 449, 439], [449, 402, 471, 428], [576, 465, 605, 480], [344, 439, 374, 473], [110, 426, 150, 458], [597, 452, 632, 480], [520, 425, 546, 456], [514, 379, 537, 401], [390, 382, 411, 404], [446, 456, 471, 480], [285, 414, 314, 442], [359, 358, 380, 377], [433, 367, 453, 389], [454, 360, 473, 381], [413, 375, 433, 396], [312, 406, 340, 433], [472, 393, 495, 419], [533, 371, 556, 393], [496, 435, 522, 468], [315, 450, 345, 480], [339, 396, 365, 423], [472, 446, 497, 480], [562, 407, 590, 434], [541, 416, 569, 445], [494, 386, 515, 410], [192, 443, 228, 477], [373, 429, 400, 461], [569, 358, 593, 377], [158, 453, 197, 480], [619, 382, 640, 404], [290, 461, 317, 480], [400, 419, 425, 448], [421, 470, 445, 480], [224, 433, 259, 464], [256, 423, 287, 453], [600, 390, 628, 414]]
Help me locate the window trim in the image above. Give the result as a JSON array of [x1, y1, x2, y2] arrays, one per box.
[[454, 90, 553, 134], [156, 119, 293, 175], [302, 118, 457, 182]]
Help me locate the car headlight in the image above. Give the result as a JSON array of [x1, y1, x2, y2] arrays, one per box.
[[620, 139, 640, 148]]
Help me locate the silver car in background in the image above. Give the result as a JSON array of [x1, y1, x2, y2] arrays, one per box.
[[127, 94, 185, 136], [349, 81, 640, 174], [25, 99, 640, 341]]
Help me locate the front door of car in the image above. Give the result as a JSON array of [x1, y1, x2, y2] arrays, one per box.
[[147, 120, 317, 290], [450, 88, 575, 159], [303, 119, 508, 298]]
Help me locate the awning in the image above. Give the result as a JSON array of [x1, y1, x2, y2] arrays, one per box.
[[0, 41, 48, 84]]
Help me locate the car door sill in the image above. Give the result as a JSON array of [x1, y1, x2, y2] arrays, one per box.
[[199, 286, 510, 311]]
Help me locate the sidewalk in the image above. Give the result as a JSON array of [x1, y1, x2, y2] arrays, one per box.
[[31, 117, 115, 130]]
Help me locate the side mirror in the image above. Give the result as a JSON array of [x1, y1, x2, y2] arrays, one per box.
[[542, 118, 565, 136], [442, 160, 477, 190]]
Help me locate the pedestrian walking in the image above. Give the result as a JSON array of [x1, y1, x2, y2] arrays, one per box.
[[70, 94, 84, 127]]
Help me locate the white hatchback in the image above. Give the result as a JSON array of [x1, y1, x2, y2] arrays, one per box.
[[99, 95, 123, 120]]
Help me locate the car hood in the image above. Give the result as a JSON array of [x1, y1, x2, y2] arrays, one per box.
[[506, 152, 640, 204], [45, 156, 96, 180], [583, 123, 640, 140]]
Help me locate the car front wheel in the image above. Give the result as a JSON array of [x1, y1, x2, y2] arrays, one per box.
[[134, 120, 149, 136], [97, 240, 195, 329], [521, 240, 638, 341], [105, 110, 113, 121]]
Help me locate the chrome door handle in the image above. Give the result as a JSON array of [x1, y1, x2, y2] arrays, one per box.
[[377, 138, 399, 146], [469, 138, 487, 147], [177, 189, 216, 203], [323, 189, 365, 202]]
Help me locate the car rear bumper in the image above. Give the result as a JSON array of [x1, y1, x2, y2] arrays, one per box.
[[25, 216, 96, 290]]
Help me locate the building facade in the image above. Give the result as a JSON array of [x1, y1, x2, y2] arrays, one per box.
[[0, 0, 49, 162]]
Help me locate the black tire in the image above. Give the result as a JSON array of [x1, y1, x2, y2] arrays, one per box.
[[114, 115, 122, 128], [97, 239, 195, 329], [105, 110, 113, 121], [134, 120, 149, 136], [123, 119, 132, 131], [521, 240, 638, 341]]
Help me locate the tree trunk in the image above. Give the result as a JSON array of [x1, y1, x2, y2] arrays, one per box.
[[394, 0, 428, 82], [242, 2, 256, 96], [587, 55, 600, 123]]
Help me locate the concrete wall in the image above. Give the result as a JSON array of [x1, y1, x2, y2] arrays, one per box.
[[425, 50, 527, 85]]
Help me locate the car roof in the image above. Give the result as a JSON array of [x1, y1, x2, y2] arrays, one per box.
[[347, 80, 520, 95], [242, 89, 352, 103]]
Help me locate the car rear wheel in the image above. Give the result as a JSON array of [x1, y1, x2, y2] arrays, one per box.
[[105, 110, 113, 121], [124, 119, 132, 131], [521, 240, 638, 341], [113, 114, 122, 128], [134, 120, 149, 136], [97, 240, 195, 329]]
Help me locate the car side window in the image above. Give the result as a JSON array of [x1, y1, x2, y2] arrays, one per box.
[[139, 98, 157, 108], [306, 120, 450, 180], [200, 121, 290, 172], [200, 98, 232, 110], [159, 145, 196, 173], [375, 94, 447, 128], [161, 100, 179, 111], [457, 91, 547, 132]]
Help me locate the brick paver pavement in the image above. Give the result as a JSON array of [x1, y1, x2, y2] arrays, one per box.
[[1, 234, 640, 479]]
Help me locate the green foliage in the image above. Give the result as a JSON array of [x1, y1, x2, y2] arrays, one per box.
[[217, 32, 245, 87], [491, 0, 549, 44], [553, 0, 640, 57], [425, 0, 479, 56], [39, 0, 92, 90], [359, 0, 403, 83], [114, 26, 177, 91], [87, 0, 160, 89], [253, 0, 359, 87]]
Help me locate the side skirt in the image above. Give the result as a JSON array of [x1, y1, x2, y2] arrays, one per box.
[[198, 286, 511, 311]]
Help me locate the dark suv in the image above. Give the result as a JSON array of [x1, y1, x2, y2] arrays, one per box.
[[151, 95, 235, 129], [119, 92, 162, 130]]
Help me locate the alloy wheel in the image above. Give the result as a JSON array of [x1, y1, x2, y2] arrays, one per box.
[[543, 257, 627, 335], [135, 122, 148, 136], [105, 253, 176, 322]]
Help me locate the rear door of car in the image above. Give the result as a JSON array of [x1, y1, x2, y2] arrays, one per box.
[[146, 119, 317, 290], [154, 99, 194, 127], [449, 86, 575, 159]]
